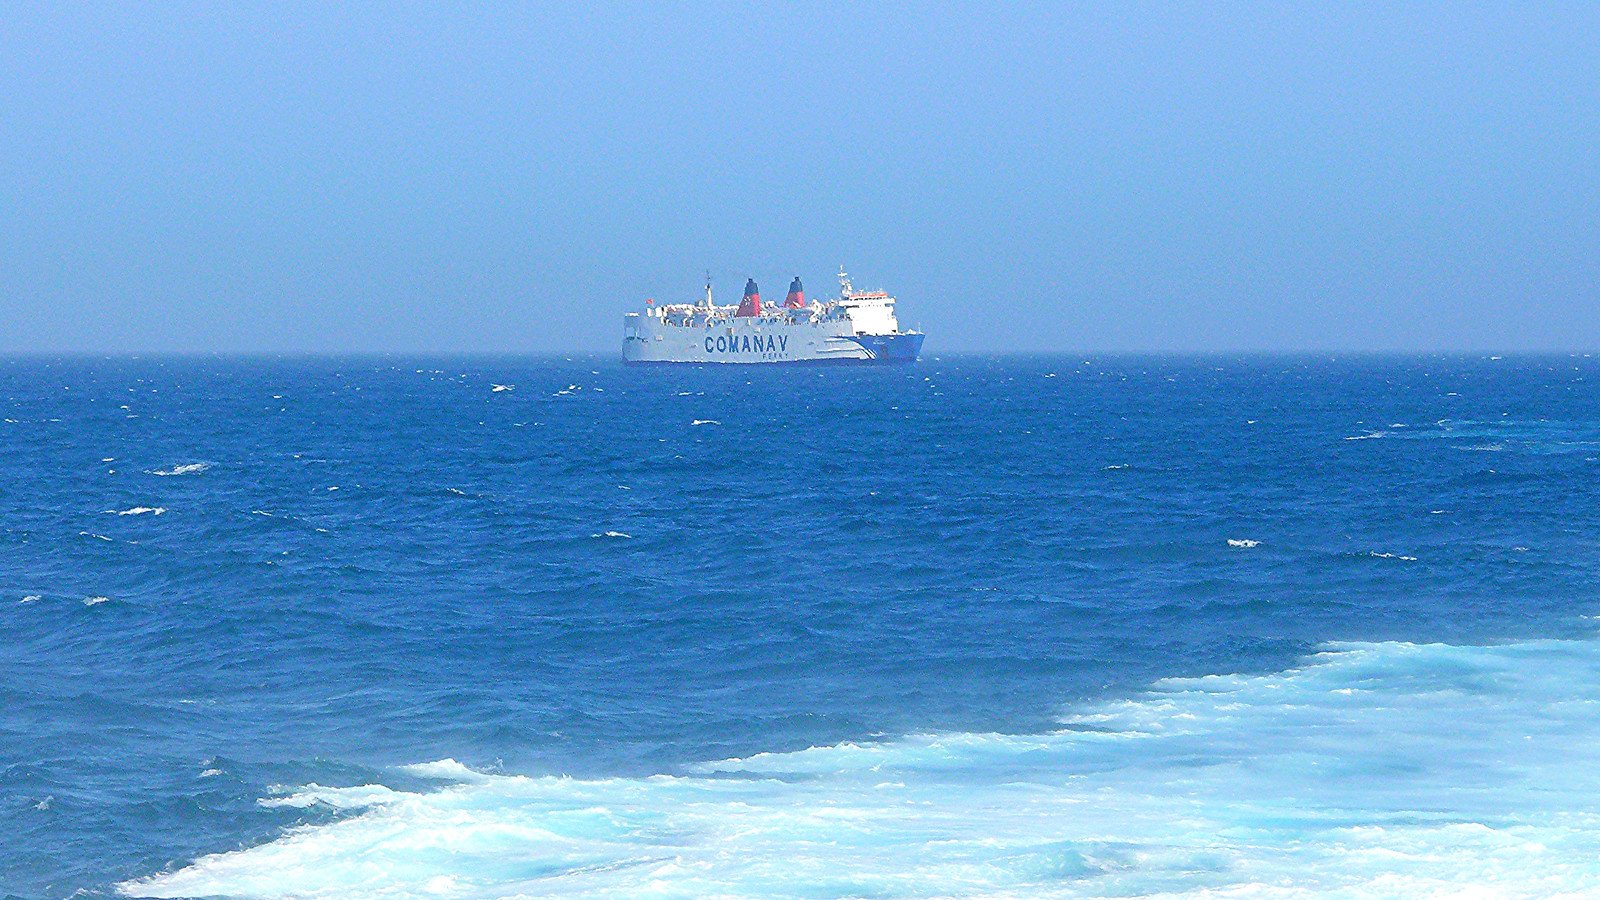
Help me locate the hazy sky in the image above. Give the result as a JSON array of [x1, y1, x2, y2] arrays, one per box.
[[3, 2, 1596, 353]]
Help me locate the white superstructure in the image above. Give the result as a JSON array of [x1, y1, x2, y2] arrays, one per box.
[[623, 268, 924, 365]]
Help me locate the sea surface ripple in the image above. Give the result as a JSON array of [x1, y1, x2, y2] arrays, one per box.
[[4, 354, 1600, 897]]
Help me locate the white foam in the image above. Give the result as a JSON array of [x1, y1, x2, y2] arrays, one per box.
[[109, 507, 166, 516], [20, 595, 39, 604], [122, 637, 1600, 898], [1227, 538, 1261, 548], [690, 419, 720, 426], [259, 783, 411, 810], [149, 462, 210, 476], [491, 384, 514, 392], [400, 759, 494, 783], [83, 596, 110, 606], [591, 531, 631, 539], [1369, 551, 1419, 561]]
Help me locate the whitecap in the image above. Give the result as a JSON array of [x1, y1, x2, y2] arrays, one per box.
[[690, 419, 720, 426], [591, 531, 631, 539], [149, 462, 209, 476], [1227, 538, 1260, 548], [109, 507, 166, 516], [83, 596, 111, 606], [1370, 551, 1419, 561], [121, 636, 1600, 899], [400, 759, 494, 783], [259, 783, 408, 810], [118, 634, 1600, 890], [200, 769, 223, 778], [20, 595, 40, 604], [1344, 431, 1387, 441], [491, 384, 514, 392]]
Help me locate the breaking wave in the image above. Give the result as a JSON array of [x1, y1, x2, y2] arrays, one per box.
[[149, 462, 210, 476], [120, 635, 1600, 898]]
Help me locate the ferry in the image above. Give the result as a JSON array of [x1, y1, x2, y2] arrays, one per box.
[[623, 268, 924, 365]]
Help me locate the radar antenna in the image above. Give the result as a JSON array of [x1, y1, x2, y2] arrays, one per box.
[[837, 265, 853, 298]]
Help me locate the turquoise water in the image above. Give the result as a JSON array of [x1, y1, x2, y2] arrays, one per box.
[[5, 355, 1600, 897]]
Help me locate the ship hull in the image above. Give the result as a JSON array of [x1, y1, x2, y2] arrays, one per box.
[[623, 319, 923, 365]]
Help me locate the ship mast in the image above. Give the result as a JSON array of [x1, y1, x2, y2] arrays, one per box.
[[838, 265, 853, 298], [701, 270, 713, 307]]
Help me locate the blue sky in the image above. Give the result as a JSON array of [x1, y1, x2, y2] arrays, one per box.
[[2, 2, 1596, 353]]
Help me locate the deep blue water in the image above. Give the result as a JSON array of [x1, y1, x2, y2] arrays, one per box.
[[6, 355, 1600, 898]]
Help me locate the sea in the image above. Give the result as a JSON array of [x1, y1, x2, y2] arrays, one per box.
[[5, 354, 1600, 898]]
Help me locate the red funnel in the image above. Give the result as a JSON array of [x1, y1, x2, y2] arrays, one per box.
[[784, 276, 805, 309], [736, 278, 761, 317]]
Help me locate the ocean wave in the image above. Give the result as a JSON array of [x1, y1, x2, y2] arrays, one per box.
[[1227, 538, 1260, 548], [120, 635, 1600, 898], [400, 758, 495, 783], [149, 462, 210, 476], [108, 506, 166, 516], [259, 783, 410, 810]]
